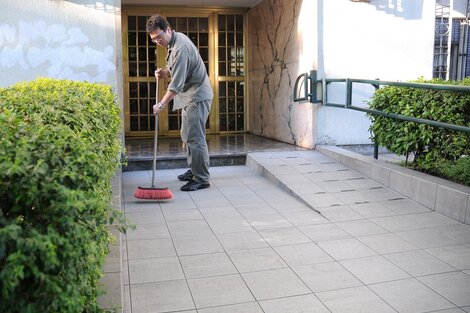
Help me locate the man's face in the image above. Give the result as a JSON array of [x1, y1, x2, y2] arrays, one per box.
[[149, 27, 170, 47]]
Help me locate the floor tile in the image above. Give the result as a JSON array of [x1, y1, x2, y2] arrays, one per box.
[[319, 205, 365, 222], [369, 278, 454, 313], [335, 219, 388, 237], [268, 199, 312, 213], [348, 202, 396, 218], [198, 206, 243, 219], [380, 199, 431, 214], [315, 180, 356, 193], [217, 231, 269, 251], [126, 223, 170, 240], [292, 262, 363, 292], [126, 210, 165, 225], [430, 309, 466, 313], [258, 227, 312, 246], [187, 274, 254, 309], [426, 245, 470, 270], [317, 286, 396, 313], [273, 243, 334, 266], [395, 228, 458, 248], [173, 234, 224, 256], [385, 250, 458, 276], [197, 302, 263, 313], [259, 294, 330, 313], [357, 233, 418, 254], [126, 238, 176, 260], [370, 215, 426, 232], [318, 238, 377, 261], [228, 247, 287, 273], [129, 257, 184, 284], [418, 272, 470, 307], [242, 268, 311, 300], [281, 210, 329, 227], [162, 208, 204, 222], [299, 223, 351, 243], [205, 216, 254, 234], [167, 220, 213, 238], [179, 252, 238, 279], [303, 193, 345, 208], [131, 280, 195, 313], [245, 213, 293, 230], [340, 255, 410, 284], [234, 203, 278, 217]]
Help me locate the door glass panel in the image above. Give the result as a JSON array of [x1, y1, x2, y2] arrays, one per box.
[[217, 14, 245, 132], [125, 12, 245, 135]]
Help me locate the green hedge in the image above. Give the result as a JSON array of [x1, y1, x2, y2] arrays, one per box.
[[368, 78, 470, 185], [0, 78, 122, 312]]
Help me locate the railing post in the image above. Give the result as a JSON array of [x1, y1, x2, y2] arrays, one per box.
[[372, 78, 380, 160], [345, 79, 352, 107], [309, 70, 317, 103]]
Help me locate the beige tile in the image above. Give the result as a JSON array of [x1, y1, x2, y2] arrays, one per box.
[[369, 278, 454, 313], [260, 294, 330, 313], [242, 268, 311, 300], [340, 255, 410, 284], [228, 247, 287, 273], [273, 243, 334, 266], [385, 250, 457, 276], [299, 223, 351, 243], [318, 238, 377, 260], [336, 219, 388, 237], [188, 274, 254, 309], [317, 286, 396, 313], [129, 257, 184, 284], [358, 233, 418, 255], [180, 252, 238, 279], [418, 272, 470, 306], [131, 280, 195, 313], [198, 302, 263, 313], [293, 262, 362, 292]]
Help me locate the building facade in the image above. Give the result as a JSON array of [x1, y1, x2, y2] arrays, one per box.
[[1, 0, 466, 148]]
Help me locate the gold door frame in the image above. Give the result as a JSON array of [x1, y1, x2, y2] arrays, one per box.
[[122, 6, 248, 137]]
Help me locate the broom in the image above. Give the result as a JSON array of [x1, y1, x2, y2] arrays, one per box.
[[134, 78, 173, 200]]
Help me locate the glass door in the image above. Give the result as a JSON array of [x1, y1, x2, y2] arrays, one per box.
[[123, 8, 247, 137]]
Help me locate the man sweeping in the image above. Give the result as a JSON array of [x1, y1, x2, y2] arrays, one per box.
[[147, 15, 213, 191]]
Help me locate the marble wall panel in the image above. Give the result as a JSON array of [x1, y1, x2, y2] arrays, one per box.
[[249, 0, 315, 148]]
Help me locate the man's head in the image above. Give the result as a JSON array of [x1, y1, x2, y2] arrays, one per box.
[[146, 15, 172, 47]]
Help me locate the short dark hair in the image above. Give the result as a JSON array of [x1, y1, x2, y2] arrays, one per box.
[[146, 15, 171, 33]]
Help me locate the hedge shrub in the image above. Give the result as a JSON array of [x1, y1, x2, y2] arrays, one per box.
[[368, 77, 470, 185], [0, 78, 123, 312]]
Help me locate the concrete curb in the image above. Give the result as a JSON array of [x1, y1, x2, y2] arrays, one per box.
[[316, 145, 470, 225]]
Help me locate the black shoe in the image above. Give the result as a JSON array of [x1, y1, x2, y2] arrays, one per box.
[[177, 170, 193, 181], [181, 179, 210, 191]]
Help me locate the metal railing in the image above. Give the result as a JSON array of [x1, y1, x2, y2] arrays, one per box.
[[293, 70, 470, 158]]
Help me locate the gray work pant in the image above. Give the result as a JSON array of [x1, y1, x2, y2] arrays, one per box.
[[180, 99, 211, 183]]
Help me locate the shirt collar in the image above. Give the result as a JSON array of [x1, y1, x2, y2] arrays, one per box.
[[168, 30, 176, 48]]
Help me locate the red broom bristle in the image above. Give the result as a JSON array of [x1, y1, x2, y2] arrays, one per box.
[[134, 187, 173, 200]]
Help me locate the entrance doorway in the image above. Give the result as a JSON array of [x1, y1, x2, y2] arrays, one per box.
[[122, 7, 248, 137]]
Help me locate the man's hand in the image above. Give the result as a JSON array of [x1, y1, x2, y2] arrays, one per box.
[[155, 68, 168, 80], [153, 102, 165, 115]]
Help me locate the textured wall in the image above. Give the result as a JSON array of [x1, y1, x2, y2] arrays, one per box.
[[249, 0, 434, 147], [248, 0, 316, 148], [0, 0, 122, 90]]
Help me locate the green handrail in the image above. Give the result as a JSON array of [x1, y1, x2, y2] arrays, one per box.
[[293, 71, 470, 134]]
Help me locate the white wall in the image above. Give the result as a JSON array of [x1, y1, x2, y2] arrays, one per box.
[[0, 0, 122, 90], [315, 0, 435, 145]]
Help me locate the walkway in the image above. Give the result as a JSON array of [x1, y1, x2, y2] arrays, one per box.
[[122, 150, 470, 313]]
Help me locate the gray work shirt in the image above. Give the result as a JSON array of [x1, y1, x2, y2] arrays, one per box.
[[166, 31, 213, 111]]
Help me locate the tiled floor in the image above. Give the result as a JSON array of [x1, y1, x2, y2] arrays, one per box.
[[122, 150, 470, 313], [125, 134, 308, 160]]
